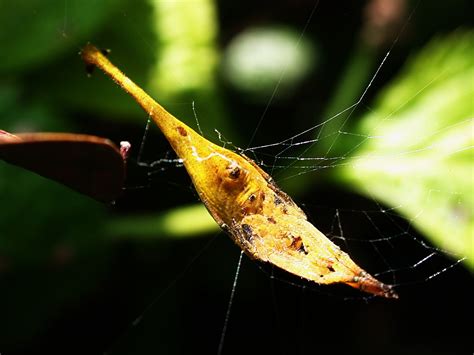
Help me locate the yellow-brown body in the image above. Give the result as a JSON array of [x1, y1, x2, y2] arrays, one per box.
[[82, 45, 397, 298]]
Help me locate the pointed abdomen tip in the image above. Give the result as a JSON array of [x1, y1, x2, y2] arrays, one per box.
[[347, 273, 399, 299]]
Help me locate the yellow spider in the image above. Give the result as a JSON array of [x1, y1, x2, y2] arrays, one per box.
[[82, 44, 397, 299]]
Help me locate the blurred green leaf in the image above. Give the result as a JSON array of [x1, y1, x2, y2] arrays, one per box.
[[30, 0, 158, 119], [221, 26, 317, 102], [37, 0, 230, 139], [105, 204, 217, 240], [338, 31, 474, 268], [147, 0, 230, 136], [0, 0, 121, 73]]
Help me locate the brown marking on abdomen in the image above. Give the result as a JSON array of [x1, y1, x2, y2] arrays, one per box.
[[267, 217, 276, 224], [177, 126, 188, 136], [241, 224, 253, 241]]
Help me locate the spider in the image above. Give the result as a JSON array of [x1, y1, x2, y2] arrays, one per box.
[[82, 44, 398, 299]]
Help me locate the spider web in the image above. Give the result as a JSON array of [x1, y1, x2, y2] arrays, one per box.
[[1, 0, 471, 354], [109, 2, 471, 354], [130, 2, 468, 292]]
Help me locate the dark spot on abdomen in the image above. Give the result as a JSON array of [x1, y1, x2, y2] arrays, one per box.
[[274, 196, 283, 205], [289, 235, 308, 254], [241, 191, 265, 216], [242, 224, 253, 241], [229, 167, 241, 179], [177, 126, 187, 136]]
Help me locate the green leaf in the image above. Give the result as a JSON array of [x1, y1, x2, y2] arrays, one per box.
[[338, 31, 474, 268], [105, 204, 218, 240], [35, 0, 231, 139], [0, 0, 121, 72]]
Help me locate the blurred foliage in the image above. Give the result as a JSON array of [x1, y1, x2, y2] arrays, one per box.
[[0, 0, 222, 347], [221, 26, 317, 101], [338, 31, 474, 267], [0, 0, 472, 353], [0, 0, 121, 72], [106, 204, 217, 239]]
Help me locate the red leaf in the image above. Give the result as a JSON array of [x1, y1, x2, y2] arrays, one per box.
[[0, 131, 126, 202]]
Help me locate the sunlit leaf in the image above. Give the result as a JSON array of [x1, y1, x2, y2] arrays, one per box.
[[40, 0, 228, 137], [339, 31, 474, 268], [106, 204, 217, 239]]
